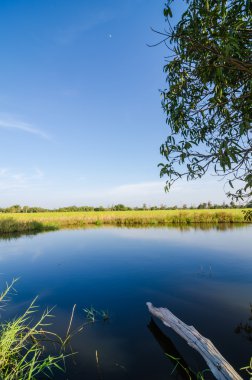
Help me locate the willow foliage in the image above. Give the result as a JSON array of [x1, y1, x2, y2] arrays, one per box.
[[158, 0, 252, 201]]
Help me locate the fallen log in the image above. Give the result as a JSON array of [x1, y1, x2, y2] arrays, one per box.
[[146, 302, 243, 380]]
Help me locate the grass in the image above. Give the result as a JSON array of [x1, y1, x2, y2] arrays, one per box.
[[0, 280, 111, 379], [241, 357, 252, 378], [0, 218, 57, 235], [166, 353, 211, 379], [83, 307, 110, 323], [0, 209, 250, 234], [0, 279, 71, 380]]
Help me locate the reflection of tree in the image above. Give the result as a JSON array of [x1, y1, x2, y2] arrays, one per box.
[[234, 304, 252, 342]]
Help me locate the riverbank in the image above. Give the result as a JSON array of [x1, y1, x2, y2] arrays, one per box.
[[0, 209, 250, 234]]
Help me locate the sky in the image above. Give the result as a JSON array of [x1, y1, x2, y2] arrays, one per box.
[[0, 0, 230, 208]]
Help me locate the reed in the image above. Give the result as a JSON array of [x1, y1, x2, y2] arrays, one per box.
[[0, 280, 70, 379], [0, 209, 250, 234], [0, 218, 57, 234], [240, 357, 252, 378]]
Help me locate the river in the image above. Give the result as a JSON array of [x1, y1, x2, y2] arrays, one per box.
[[0, 225, 251, 379]]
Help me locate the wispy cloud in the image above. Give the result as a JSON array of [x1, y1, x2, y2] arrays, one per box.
[[63, 179, 227, 207], [0, 167, 45, 192], [0, 175, 229, 208], [66, 180, 170, 207], [0, 116, 50, 140], [33, 168, 44, 179], [109, 181, 166, 197], [0, 168, 8, 176], [54, 10, 117, 45]]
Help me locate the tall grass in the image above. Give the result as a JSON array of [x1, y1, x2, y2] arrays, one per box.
[[0, 280, 111, 379], [0, 280, 70, 380], [0, 209, 250, 234], [0, 218, 58, 234]]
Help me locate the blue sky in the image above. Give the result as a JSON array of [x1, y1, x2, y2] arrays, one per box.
[[0, 0, 229, 208]]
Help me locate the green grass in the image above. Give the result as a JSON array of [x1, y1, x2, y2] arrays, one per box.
[[0, 280, 111, 379], [240, 357, 252, 378], [0, 280, 71, 380], [0, 209, 250, 234], [0, 218, 57, 234]]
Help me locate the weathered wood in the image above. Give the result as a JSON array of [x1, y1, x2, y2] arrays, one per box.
[[146, 302, 243, 380]]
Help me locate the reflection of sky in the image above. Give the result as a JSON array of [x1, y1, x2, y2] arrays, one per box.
[[110, 225, 252, 255], [1, 225, 251, 259], [0, 227, 251, 379]]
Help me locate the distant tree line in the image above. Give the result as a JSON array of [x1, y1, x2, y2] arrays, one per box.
[[0, 201, 251, 213]]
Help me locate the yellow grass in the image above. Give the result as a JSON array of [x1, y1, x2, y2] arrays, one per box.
[[0, 209, 249, 233]]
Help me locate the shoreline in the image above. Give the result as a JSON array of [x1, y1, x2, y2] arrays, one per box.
[[0, 209, 250, 234]]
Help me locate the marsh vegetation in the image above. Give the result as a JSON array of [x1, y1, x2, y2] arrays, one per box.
[[0, 209, 250, 234]]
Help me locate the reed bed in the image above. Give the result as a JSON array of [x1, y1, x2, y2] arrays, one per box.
[[0, 209, 249, 234]]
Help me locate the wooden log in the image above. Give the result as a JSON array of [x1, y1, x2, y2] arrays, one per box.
[[146, 302, 243, 380]]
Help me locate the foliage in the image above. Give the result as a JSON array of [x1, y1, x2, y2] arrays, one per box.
[[242, 209, 252, 222], [112, 204, 131, 211], [0, 201, 251, 214], [157, 0, 252, 202]]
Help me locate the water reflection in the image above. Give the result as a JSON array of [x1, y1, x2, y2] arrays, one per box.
[[0, 230, 43, 241], [148, 318, 196, 379], [195, 265, 213, 278], [0, 226, 251, 379], [235, 303, 252, 342], [0, 223, 248, 242]]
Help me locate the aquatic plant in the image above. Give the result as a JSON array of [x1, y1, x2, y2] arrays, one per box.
[[166, 353, 211, 379], [83, 307, 110, 323], [0, 279, 72, 380], [240, 357, 252, 378]]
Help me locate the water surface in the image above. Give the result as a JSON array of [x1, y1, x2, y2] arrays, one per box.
[[0, 225, 251, 379]]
